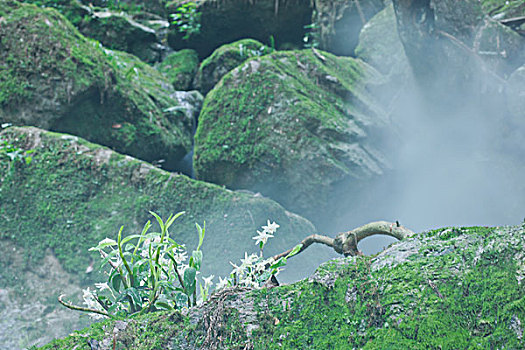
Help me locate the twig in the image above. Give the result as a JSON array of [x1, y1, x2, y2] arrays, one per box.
[[58, 294, 111, 318]]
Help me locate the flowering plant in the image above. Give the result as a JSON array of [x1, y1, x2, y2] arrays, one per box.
[[216, 220, 303, 290], [60, 211, 212, 318]]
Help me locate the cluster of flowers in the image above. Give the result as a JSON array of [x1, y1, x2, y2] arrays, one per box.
[[216, 220, 281, 290], [80, 217, 287, 318]]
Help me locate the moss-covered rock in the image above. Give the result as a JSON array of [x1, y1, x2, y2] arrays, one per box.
[[167, 0, 313, 58], [0, 126, 316, 282], [311, 0, 386, 56], [0, 126, 318, 347], [0, 1, 193, 170], [194, 49, 391, 224], [39, 224, 525, 349], [193, 38, 273, 95], [156, 49, 199, 90], [77, 10, 164, 63]]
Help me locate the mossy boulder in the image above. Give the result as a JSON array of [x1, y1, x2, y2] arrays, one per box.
[[167, 0, 312, 58], [39, 224, 525, 349], [193, 38, 273, 95], [193, 49, 391, 224], [311, 0, 386, 56], [156, 49, 200, 91], [0, 1, 193, 170], [0, 126, 318, 347], [77, 10, 164, 63]]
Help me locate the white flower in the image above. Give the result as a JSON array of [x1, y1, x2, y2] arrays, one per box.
[[82, 288, 104, 319], [240, 252, 258, 268], [262, 220, 280, 234], [230, 261, 245, 277], [253, 230, 274, 246], [216, 276, 230, 290], [203, 275, 214, 288], [173, 250, 188, 265], [98, 237, 117, 245], [94, 282, 110, 291]]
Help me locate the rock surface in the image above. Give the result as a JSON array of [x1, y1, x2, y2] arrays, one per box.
[[194, 49, 392, 223], [157, 49, 200, 91], [392, 0, 525, 108], [0, 1, 195, 170], [312, 0, 386, 56], [39, 224, 525, 349], [193, 38, 273, 95], [0, 126, 319, 348]]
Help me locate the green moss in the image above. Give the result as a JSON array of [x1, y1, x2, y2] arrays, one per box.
[[0, 1, 192, 167], [156, 49, 199, 90], [480, 0, 525, 17], [35, 225, 525, 349], [0, 127, 315, 285], [194, 49, 386, 221], [194, 38, 273, 94]]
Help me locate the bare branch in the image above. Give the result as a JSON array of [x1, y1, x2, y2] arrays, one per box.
[[58, 294, 111, 318], [273, 221, 415, 261]]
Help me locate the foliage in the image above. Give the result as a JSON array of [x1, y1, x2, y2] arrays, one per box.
[[0, 124, 34, 172], [170, 1, 201, 40], [76, 211, 209, 318], [303, 22, 320, 49], [64, 213, 301, 319]]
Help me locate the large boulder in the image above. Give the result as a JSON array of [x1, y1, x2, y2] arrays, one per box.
[[355, 4, 409, 80], [194, 49, 392, 224], [311, 0, 386, 56], [40, 224, 525, 348], [0, 1, 193, 170], [0, 126, 318, 348], [193, 38, 273, 95], [156, 49, 200, 90], [77, 10, 166, 63], [167, 0, 313, 58], [392, 0, 525, 109]]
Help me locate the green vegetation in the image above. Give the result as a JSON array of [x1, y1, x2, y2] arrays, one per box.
[[156, 49, 199, 90], [170, 1, 201, 40], [0, 127, 315, 286], [38, 224, 525, 349], [194, 49, 387, 221], [0, 1, 193, 165]]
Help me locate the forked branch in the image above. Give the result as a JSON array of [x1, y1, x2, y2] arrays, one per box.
[[273, 221, 415, 261]]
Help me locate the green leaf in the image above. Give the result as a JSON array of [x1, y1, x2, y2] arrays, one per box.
[[183, 267, 197, 295], [165, 211, 185, 232], [195, 222, 205, 251], [123, 288, 143, 310], [110, 271, 122, 292], [286, 243, 303, 259], [190, 250, 203, 270]]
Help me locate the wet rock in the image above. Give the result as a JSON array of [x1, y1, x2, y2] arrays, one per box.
[[311, 0, 386, 56]]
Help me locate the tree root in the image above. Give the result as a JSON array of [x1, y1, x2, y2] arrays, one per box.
[[272, 221, 415, 261]]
